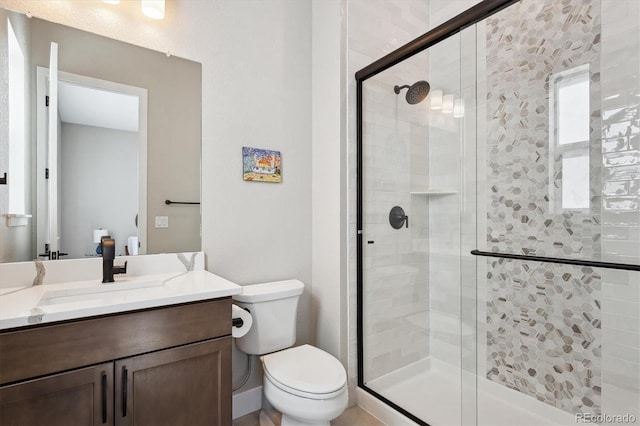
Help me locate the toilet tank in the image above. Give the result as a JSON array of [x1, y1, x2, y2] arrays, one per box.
[[233, 280, 304, 355]]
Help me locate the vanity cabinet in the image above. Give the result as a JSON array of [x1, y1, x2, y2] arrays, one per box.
[[0, 363, 114, 425], [115, 338, 230, 426], [0, 298, 232, 426]]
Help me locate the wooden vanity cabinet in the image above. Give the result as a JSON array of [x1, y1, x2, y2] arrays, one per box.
[[0, 363, 114, 426], [115, 338, 230, 426], [0, 298, 232, 426]]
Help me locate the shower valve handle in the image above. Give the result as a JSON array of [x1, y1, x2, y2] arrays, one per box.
[[389, 206, 408, 229]]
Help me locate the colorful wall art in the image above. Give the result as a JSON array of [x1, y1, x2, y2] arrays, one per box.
[[242, 147, 282, 183]]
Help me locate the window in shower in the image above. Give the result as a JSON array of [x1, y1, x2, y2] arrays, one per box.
[[550, 65, 591, 211]]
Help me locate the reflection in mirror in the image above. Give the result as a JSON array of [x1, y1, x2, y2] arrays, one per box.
[[36, 69, 147, 260], [0, 8, 202, 263]]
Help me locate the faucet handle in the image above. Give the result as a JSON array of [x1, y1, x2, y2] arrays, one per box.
[[113, 261, 128, 275]]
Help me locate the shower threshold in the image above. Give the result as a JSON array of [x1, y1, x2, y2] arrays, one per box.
[[366, 357, 576, 426]]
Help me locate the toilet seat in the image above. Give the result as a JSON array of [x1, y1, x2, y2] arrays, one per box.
[[261, 344, 347, 399]]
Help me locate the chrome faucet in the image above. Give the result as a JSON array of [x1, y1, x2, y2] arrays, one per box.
[[101, 237, 128, 283]]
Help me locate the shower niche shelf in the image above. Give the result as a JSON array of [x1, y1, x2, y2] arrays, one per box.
[[410, 190, 457, 196]]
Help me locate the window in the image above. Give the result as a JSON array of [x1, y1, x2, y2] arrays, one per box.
[[8, 18, 26, 215], [550, 65, 591, 211], [561, 150, 590, 209]]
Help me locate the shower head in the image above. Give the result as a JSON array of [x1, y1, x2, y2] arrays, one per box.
[[394, 80, 431, 105]]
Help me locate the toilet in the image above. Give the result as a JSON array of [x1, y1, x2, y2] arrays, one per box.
[[233, 280, 348, 426]]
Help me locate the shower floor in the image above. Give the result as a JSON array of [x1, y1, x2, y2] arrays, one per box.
[[367, 357, 576, 426]]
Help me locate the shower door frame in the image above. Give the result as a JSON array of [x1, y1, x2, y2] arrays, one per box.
[[355, 1, 520, 425], [356, 0, 640, 424]]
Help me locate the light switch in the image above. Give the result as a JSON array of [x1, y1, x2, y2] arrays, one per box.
[[155, 216, 169, 228]]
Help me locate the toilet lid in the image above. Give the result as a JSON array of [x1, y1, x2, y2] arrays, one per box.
[[262, 345, 346, 396]]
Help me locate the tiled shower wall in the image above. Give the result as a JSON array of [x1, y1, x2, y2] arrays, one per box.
[[599, 0, 640, 420], [358, 12, 431, 382], [347, 0, 432, 384], [485, 0, 619, 416], [425, 0, 480, 365]]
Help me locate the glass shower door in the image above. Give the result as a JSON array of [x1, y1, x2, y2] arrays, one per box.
[[360, 31, 473, 425]]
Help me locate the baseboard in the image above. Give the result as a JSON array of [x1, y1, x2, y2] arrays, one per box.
[[232, 386, 263, 420]]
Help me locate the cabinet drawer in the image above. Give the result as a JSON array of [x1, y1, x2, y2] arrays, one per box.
[[0, 298, 231, 385]]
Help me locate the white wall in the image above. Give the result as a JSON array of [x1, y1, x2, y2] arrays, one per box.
[[199, 0, 312, 394], [202, 0, 313, 393], [311, 0, 345, 363], [0, 0, 312, 396], [60, 123, 138, 258]]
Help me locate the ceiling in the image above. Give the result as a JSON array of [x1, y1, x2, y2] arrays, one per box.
[[57, 81, 139, 132]]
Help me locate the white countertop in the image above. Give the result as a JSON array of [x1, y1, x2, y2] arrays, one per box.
[[0, 270, 242, 330]]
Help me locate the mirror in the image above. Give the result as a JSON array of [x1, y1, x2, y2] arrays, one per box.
[[0, 8, 202, 263]]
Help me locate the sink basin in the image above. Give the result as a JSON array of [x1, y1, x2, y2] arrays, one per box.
[[38, 280, 166, 306]]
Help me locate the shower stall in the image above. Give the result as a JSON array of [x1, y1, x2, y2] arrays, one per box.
[[356, 0, 640, 424]]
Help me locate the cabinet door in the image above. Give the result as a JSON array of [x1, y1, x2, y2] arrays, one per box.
[[0, 362, 114, 426], [115, 337, 231, 426]]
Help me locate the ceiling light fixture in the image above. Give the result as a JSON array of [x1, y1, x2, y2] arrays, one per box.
[[442, 94, 454, 113], [453, 99, 465, 118], [141, 0, 165, 20], [102, 0, 120, 4], [430, 90, 442, 110]]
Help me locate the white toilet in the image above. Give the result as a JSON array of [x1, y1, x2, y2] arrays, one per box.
[[233, 280, 348, 426]]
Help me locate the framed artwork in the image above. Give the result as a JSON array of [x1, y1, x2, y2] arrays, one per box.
[[242, 147, 282, 183]]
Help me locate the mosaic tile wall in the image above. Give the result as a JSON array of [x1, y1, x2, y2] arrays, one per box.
[[485, 0, 603, 415]]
